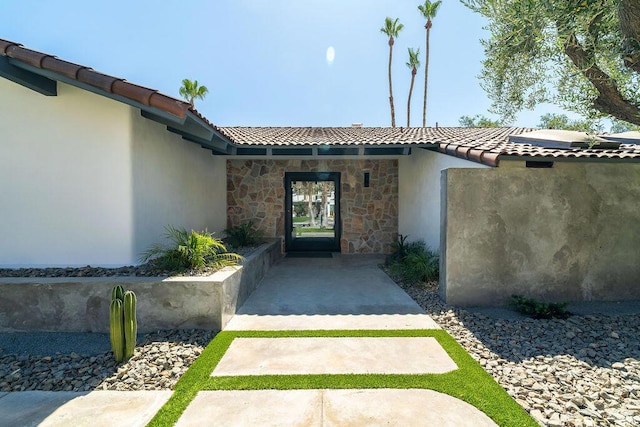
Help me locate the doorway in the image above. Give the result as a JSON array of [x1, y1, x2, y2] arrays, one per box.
[[285, 172, 341, 252]]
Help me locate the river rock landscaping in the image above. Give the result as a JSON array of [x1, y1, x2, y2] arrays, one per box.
[[0, 329, 216, 392], [395, 277, 640, 427]]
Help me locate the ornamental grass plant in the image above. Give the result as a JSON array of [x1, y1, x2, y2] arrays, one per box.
[[140, 226, 242, 272]]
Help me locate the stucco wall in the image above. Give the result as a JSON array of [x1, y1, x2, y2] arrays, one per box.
[[0, 80, 134, 267], [130, 110, 227, 259], [441, 163, 640, 306], [398, 148, 487, 249], [227, 159, 398, 253], [0, 79, 227, 267]]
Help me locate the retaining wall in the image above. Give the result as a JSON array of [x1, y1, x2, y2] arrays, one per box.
[[0, 239, 282, 332]]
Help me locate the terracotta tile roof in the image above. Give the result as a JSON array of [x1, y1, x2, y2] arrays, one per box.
[[3, 38, 640, 166], [0, 38, 193, 120], [220, 126, 640, 166], [219, 126, 525, 147]]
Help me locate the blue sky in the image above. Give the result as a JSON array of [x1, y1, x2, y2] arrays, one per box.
[[1, 0, 569, 127]]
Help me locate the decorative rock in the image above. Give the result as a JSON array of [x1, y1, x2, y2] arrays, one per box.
[[386, 266, 640, 427], [0, 329, 216, 392]]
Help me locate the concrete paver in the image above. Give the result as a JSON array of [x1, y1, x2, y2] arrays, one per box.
[[322, 389, 498, 426], [0, 391, 172, 427], [177, 389, 498, 426], [212, 337, 457, 376], [225, 255, 440, 330], [176, 390, 322, 427]]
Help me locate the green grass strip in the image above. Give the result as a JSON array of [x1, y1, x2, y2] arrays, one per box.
[[148, 329, 536, 427]]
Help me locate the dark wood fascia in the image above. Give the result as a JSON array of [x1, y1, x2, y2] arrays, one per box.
[[235, 147, 269, 156], [0, 56, 57, 96], [168, 128, 232, 154], [499, 155, 640, 164]]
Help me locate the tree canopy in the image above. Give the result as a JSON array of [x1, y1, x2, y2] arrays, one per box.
[[458, 114, 503, 127], [537, 113, 602, 132], [462, 0, 640, 126]]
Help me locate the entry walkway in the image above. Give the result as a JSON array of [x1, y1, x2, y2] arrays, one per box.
[[0, 255, 505, 426], [177, 254, 499, 426], [225, 254, 440, 330]]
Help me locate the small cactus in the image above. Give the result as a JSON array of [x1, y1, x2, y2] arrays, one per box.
[[109, 298, 125, 362], [111, 285, 124, 302], [109, 286, 137, 362], [123, 290, 137, 359]]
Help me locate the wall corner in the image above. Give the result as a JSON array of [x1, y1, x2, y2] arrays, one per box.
[[439, 168, 449, 303]]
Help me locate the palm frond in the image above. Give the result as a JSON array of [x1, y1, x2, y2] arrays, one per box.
[[139, 225, 242, 273]]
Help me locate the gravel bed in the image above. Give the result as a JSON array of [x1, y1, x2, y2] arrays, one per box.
[[0, 246, 258, 278], [0, 329, 216, 392], [392, 274, 640, 427]]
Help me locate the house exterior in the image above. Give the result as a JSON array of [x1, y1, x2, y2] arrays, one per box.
[[2, 38, 640, 305]]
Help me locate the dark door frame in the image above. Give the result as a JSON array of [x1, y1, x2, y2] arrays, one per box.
[[284, 172, 341, 252]]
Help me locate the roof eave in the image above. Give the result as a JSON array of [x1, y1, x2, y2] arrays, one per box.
[[499, 154, 640, 164], [3, 55, 235, 152], [231, 143, 425, 157]]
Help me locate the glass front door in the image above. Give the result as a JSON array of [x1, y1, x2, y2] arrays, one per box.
[[285, 172, 341, 252]]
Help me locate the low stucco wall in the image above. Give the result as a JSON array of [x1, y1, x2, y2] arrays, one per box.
[[440, 163, 640, 306], [0, 239, 281, 333]]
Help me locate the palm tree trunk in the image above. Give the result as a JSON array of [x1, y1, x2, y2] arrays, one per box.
[[407, 70, 416, 127], [388, 39, 396, 128], [306, 182, 316, 227], [422, 22, 431, 127], [321, 182, 328, 228]]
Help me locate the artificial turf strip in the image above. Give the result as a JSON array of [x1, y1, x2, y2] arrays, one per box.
[[147, 329, 537, 427]]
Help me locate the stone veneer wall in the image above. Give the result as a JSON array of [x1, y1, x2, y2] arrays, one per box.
[[227, 159, 398, 253]]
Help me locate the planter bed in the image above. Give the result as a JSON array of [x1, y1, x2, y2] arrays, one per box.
[[0, 238, 282, 333]]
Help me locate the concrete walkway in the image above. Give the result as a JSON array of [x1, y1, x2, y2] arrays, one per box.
[[182, 254, 497, 426], [225, 254, 440, 330], [1, 254, 497, 426]]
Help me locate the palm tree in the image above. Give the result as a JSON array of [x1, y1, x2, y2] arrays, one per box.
[[406, 48, 421, 127], [418, 0, 442, 127], [179, 79, 208, 108], [380, 17, 404, 128]]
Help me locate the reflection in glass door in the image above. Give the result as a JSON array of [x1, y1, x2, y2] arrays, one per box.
[[285, 172, 341, 252]]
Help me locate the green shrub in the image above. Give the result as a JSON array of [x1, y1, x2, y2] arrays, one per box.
[[387, 236, 439, 284], [293, 202, 307, 217], [510, 295, 571, 319], [224, 221, 263, 248], [386, 234, 410, 265], [140, 225, 242, 271]]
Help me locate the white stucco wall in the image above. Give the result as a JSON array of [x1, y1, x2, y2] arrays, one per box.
[[398, 148, 487, 250], [0, 79, 227, 267], [0, 80, 134, 267], [130, 110, 227, 259]]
